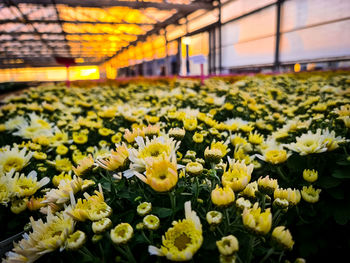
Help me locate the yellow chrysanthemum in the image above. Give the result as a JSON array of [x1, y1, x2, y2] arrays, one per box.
[[56, 144, 69, 155], [50, 130, 70, 146], [149, 201, 202, 261], [274, 187, 301, 206], [222, 159, 254, 192], [96, 144, 129, 171], [52, 172, 72, 187], [248, 131, 264, 145], [242, 203, 272, 235], [72, 132, 88, 144], [204, 141, 229, 164], [301, 185, 321, 203], [257, 176, 278, 195], [72, 154, 94, 176], [47, 156, 73, 172], [211, 185, 235, 207], [135, 158, 178, 192], [67, 185, 111, 222], [272, 226, 294, 250]]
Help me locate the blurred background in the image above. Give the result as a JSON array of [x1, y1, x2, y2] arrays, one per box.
[[0, 0, 349, 83]]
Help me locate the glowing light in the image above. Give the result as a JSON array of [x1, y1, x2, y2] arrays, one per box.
[[294, 63, 301, 72], [75, 58, 85, 63], [0, 66, 100, 83], [182, 37, 191, 45]]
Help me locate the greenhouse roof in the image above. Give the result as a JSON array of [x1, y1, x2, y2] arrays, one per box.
[[0, 0, 214, 68]]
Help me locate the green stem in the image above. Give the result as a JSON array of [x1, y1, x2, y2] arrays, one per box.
[[99, 242, 105, 262], [141, 230, 152, 244], [261, 194, 266, 211], [115, 246, 129, 258], [195, 177, 200, 201], [225, 209, 231, 229], [124, 244, 137, 263], [169, 191, 176, 220], [272, 209, 282, 226], [217, 226, 224, 236], [246, 235, 255, 263], [260, 247, 274, 263], [276, 166, 288, 182]]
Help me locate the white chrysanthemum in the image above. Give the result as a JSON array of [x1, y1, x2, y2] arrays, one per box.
[[125, 135, 180, 178], [4, 116, 27, 131], [320, 128, 348, 151], [225, 117, 250, 127], [255, 138, 291, 164], [0, 170, 15, 206], [13, 113, 54, 139], [0, 146, 33, 174], [13, 170, 50, 198], [43, 175, 93, 204], [284, 129, 328, 155], [3, 209, 74, 263]]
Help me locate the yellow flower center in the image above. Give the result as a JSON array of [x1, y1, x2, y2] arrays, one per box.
[[139, 143, 170, 159], [265, 150, 287, 164], [117, 229, 126, 237], [4, 157, 24, 172], [174, 233, 191, 251]]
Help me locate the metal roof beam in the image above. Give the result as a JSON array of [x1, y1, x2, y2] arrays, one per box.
[[102, 6, 193, 63], [10, 0, 213, 11], [0, 19, 155, 25], [0, 32, 139, 36]]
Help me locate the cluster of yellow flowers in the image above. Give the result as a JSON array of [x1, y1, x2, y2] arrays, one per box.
[[0, 72, 349, 262]]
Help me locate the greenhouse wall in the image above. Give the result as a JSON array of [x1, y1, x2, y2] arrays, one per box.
[[279, 0, 350, 63]]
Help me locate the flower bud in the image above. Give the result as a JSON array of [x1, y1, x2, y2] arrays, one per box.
[[211, 185, 235, 207], [137, 202, 152, 216], [143, 214, 160, 230], [302, 169, 318, 183], [257, 176, 278, 195], [206, 211, 223, 225], [66, 230, 86, 250], [186, 162, 203, 176], [271, 226, 294, 251], [92, 218, 113, 234], [301, 185, 321, 203], [110, 223, 133, 245], [216, 235, 239, 256]]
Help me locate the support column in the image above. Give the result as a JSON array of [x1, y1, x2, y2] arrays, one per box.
[[274, 0, 283, 71], [218, 0, 222, 74], [164, 29, 170, 76]]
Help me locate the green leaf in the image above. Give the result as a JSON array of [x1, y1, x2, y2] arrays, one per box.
[[333, 206, 350, 225], [336, 160, 350, 166], [316, 176, 341, 188], [153, 207, 173, 218], [332, 169, 350, 179], [327, 188, 345, 200]]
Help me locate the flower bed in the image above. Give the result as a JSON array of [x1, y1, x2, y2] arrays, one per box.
[[0, 72, 350, 263]]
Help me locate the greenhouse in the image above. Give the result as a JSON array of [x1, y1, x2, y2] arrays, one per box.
[[0, 1, 350, 263]]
